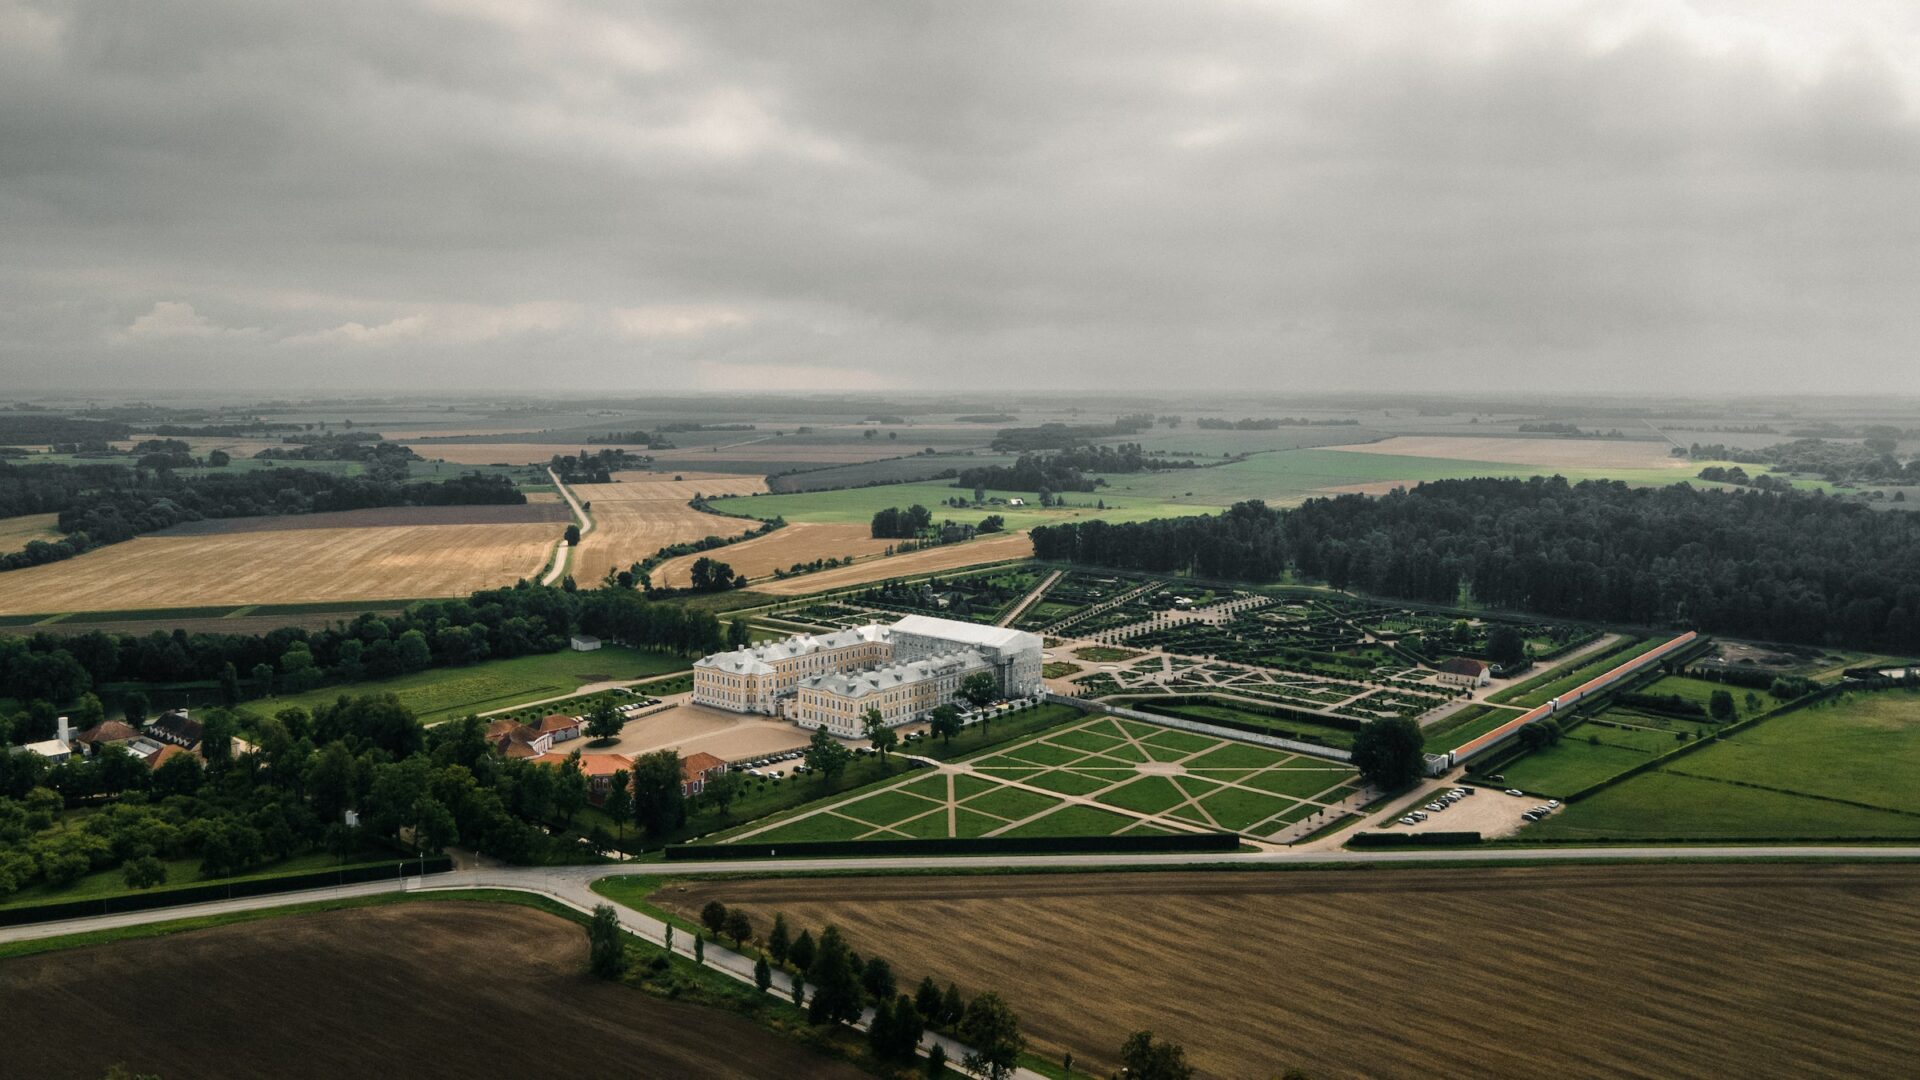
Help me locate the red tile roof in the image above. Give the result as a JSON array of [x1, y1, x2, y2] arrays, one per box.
[[77, 720, 141, 745], [532, 752, 632, 778], [147, 744, 193, 770], [1437, 657, 1490, 677], [681, 752, 727, 782], [537, 714, 581, 735]]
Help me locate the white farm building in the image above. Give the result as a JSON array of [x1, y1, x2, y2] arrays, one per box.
[[693, 614, 1043, 738]]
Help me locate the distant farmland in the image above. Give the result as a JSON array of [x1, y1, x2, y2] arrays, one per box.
[[564, 471, 766, 586], [0, 521, 559, 616], [751, 532, 1034, 595], [651, 521, 891, 589], [660, 864, 1920, 1079]]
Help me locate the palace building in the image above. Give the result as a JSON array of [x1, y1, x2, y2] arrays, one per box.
[[693, 614, 1043, 737]]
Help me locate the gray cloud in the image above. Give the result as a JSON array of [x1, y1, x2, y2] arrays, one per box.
[[3, 0, 1918, 394]]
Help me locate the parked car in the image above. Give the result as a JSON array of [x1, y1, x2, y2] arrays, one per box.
[[1504, 788, 1524, 797], [1489, 774, 1506, 783], [1411, 810, 1429, 821], [1547, 799, 1561, 808], [1522, 811, 1541, 821], [1399, 816, 1418, 826]]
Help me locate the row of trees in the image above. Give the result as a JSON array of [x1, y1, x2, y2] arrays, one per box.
[[1033, 478, 1920, 652]]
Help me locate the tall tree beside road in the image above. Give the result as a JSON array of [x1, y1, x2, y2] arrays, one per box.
[[805, 728, 852, 784], [1118, 1031, 1195, 1080], [588, 904, 626, 979], [958, 992, 1025, 1080], [629, 750, 687, 836], [863, 709, 898, 760], [1350, 716, 1426, 790], [583, 697, 624, 742]]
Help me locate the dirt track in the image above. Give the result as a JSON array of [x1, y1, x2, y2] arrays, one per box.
[[0, 902, 863, 1080], [660, 865, 1920, 1079], [153, 503, 571, 534]]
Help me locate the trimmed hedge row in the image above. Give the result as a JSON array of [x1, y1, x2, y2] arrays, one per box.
[[0, 856, 454, 928], [1347, 831, 1481, 847], [664, 833, 1240, 861]]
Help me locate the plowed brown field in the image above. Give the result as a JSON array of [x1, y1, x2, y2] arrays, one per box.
[[652, 522, 893, 588], [750, 532, 1033, 595], [0, 902, 864, 1080], [0, 523, 557, 615], [566, 471, 767, 585], [659, 865, 1920, 1079], [0, 512, 60, 551]]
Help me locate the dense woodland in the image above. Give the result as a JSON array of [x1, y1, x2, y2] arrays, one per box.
[[0, 463, 524, 571], [1032, 477, 1920, 652], [988, 416, 1154, 452], [954, 444, 1190, 494], [1689, 437, 1919, 484]]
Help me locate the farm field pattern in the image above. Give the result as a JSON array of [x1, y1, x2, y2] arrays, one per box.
[[659, 864, 1920, 1079], [565, 471, 765, 586], [0, 522, 560, 616], [0, 903, 866, 1080]]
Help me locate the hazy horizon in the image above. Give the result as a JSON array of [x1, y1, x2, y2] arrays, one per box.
[[5, 1, 1919, 396]]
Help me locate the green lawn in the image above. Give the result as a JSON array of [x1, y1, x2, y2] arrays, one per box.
[[1525, 772, 1920, 841], [999, 804, 1139, 838], [1423, 703, 1527, 749], [1660, 689, 1920, 813], [708, 481, 1194, 531], [246, 646, 689, 725], [1636, 674, 1756, 719], [1497, 637, 1668, 708], [1496, 738, 1659, 797], [1096, 776, 1191, 815], [1195, 786, 1298, 831]]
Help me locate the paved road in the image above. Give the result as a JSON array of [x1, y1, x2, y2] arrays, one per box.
[[540, 467, 593, 587]]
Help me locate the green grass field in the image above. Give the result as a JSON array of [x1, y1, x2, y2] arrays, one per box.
[[247, 646, 690, 725], [1423, 703, 1526, 749], [0, 848, 403, 911], [709, 480, 1193, 531], [1496, 737, 1662, 797], [712, 710, 1358, 845], [1520, 688, 1920, 840], [1497, 636, 1665, 708]]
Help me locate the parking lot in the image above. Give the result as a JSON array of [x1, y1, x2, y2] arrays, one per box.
[[580, 698, 813, 763], [1388, 781, 1557, 839]]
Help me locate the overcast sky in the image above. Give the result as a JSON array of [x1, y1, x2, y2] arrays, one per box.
[[3, 1, 1918, 396]]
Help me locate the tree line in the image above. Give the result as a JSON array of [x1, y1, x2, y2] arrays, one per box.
[[0, 582, 725, 744], [1032, 477, 1920, 652]]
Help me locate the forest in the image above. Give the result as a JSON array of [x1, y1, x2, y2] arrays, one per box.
[[0, 463, 524, 572], [954, 444, 1189, 494], [1031, 477, 1920, 652]]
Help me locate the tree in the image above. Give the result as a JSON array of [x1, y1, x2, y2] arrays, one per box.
[[217, 662, 242, 706], [584, 697, 624, 742], [694, 933, 705, 965], [1485, 625, 1527, 667], [754, 955, 773, 993], [604, 770, 631, 844], [914, 975, 942, 1020], [863, 709, 898, 760], [1118, 1031, 1194, 1080], [413, 796, 458, 853], [788, 928, 816, 973], [768, 912, 793, 966], [251, 662, 275, 696], [958, 991, 1025, 1080], [727, 617, 752, 650], [805, 728, 852, 785], [960, 671, 998, 710], [122, 855, 167, 890], [862, 955, 896, 1000], [120, 690, 149, 726], [1349, 716, 1425, 790], [688, 557, 739, 593], [701, 899, 730, 937], [890, 992, 926, 1059], [806, 926, 863, 1025], [588, 903, 626, 979], [868, 996, 899, 1058], [702, 768, 743, 817], [630, 750, 687, 837], [207, 449, 231, 467], [1709, 689, 1737, 721], [564, 524, 581, 546], [725, 908, 753, 949], [924, 1044, 947, 1079], [929, 703, 964, 746], [940, 983, 965, 1027], [978, 514, 1005, 533]]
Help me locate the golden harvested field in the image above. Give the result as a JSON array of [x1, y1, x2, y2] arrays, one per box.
[[1324, 435, 1688, 470], [652, 522, 892, 589], [567, 471, 767, 585], [660, 865, 1920, 1079], [752, 532, 1034, 595], [0, 512, 60, 551], [0, 523, 557, 615], [1, 903, 864, 1080], [409, 441, 659, 465]]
